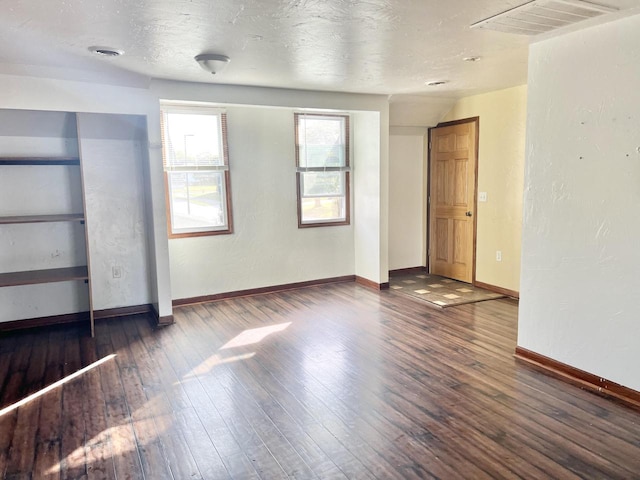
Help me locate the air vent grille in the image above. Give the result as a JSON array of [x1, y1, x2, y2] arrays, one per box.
[[471, 0, 618, 35]]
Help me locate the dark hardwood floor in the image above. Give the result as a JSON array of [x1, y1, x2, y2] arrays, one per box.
[[1, 283, 640, 479]]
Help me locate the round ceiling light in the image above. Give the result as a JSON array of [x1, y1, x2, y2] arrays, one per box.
[[89, 46, 124, 57], [426, 80, 448, 86], [463, 56, 482, 62], [195, 53, 231, 75]]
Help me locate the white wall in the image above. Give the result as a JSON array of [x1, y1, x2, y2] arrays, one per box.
[[168, 105, 355, 300], [388, 134, 426, 270], [389, 96, 455, 128], [387, 98, 455, 276], [0, 73, 391, 323], [152, 80, 390, 293], [518, 14, 640, 390], [353, 111, 386, 284], [78, 113, 153, 310], [0, 73, 173, 318], [0, 110, 88, 321]]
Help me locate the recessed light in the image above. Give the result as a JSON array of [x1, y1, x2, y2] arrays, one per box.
[[89, 46, 124, 57], [426, 80, 448, 86], [463, 56, 481, 62]]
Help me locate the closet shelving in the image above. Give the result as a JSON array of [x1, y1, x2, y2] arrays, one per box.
[[0, 114, 94, 336]]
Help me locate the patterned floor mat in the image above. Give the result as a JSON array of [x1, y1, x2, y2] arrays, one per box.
[[389, 272, 506, 308]]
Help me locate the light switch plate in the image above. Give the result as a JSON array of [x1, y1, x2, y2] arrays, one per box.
[[479, 192, 488, 202], [112, 266, 122, 279]]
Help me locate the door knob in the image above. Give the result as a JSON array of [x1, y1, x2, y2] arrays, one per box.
[[465, 211, 473, 217]]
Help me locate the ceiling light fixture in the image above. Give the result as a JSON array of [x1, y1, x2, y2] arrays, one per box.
[[463, 56, 482, 62], [426, 80, 448, 86], [88, 46, 124, 57], [195, 53, 231, 75]]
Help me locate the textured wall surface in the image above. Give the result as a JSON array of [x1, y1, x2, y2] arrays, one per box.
[[168, 106, 357, 300], [0, 111, 90, 322], [0, 73, 173, 318], [443, 85, 527, 292], [518, 14, 640, 390], [0, 111, 154, 322], [389, 97, 456, 128], [353, 110, 385, 284], [389, 134, 425, 270], [78, 113, 153, 311], [154, 80, 389, 296]]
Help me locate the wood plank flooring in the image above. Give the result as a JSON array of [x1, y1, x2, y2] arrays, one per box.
[[1, 282, 640, 479]]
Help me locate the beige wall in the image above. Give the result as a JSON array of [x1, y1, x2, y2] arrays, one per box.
[[442, 85, 526, 293]]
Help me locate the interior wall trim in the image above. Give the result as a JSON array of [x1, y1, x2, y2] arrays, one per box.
[[0, 312, 86, 332], [0, 304, 156, 333], [151, 303, 175, 326], [474, 280, 519, 299], [355, 276, 390, 291], [515, 346, 640, 410], [173, 275, 356, 307], [94, 304, 152, 319], [389, 266, 427, 276]]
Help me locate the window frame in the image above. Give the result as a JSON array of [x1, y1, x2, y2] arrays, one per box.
[[160, 104, 233, 239], [294, 112, 351, 228]]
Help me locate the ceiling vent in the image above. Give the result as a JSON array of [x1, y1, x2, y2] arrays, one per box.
[[470, 0, 618, 35]]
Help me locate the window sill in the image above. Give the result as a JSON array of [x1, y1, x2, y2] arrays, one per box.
[[298, 220, 350, 228], [168, 227, 233, 239]]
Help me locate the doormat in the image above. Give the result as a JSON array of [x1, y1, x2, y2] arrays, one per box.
[[389, 272, 506, 308]]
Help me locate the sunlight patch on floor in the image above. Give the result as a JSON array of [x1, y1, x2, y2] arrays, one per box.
[[220, 322, 291, 350], [0, 354, 117, 418], [187, 352, 257, 377]]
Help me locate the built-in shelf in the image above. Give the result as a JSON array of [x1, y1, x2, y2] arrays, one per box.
[[0, 157, 80, 166], [0, 266, 89, 288], [0, 111, 95, 336], [0, 214, 85, 225]]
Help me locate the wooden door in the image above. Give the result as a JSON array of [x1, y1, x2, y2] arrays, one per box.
[[428, 119, 477, 283]]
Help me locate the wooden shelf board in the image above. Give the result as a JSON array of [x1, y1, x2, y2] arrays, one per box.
[[0, 214, 85, 225], [0, 266, 89, 288], [0, 157, 80, 166]]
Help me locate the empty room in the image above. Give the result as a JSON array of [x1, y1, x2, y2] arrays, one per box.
[[1, 1, 639, 478]]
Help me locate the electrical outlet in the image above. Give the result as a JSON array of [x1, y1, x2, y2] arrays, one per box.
[[479, 192, 488, 202], [496, 251, 502, 262], [112, 266, 122, 279]]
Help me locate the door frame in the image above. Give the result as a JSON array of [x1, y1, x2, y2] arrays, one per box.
[[426, 116, 480, 284]]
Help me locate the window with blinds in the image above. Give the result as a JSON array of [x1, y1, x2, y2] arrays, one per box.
[[294, 113, 350, 227], [161, 105, 233, 237]]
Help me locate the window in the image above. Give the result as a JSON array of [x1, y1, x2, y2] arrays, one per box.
[[161, 105, 233, 238], [295, 113, 350, 227]]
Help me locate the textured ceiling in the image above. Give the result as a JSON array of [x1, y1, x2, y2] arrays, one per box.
[[0, 0, 638, 98]]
